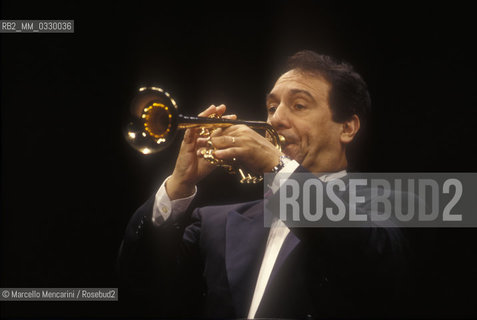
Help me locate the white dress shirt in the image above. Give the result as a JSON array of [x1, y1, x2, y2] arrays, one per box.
[[151, 163, 347, 319]]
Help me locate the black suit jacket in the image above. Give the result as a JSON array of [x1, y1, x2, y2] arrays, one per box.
[[118, 169, 409, 319]]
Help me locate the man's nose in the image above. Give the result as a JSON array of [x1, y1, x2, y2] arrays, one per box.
[[269, 104, 291, 130]]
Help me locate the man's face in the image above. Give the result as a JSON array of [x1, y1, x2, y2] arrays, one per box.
[[266, 69, 344, 172]]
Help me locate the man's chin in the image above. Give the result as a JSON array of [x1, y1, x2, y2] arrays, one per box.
[[282, 146, 293, 158], [283, 145, 301, 162]]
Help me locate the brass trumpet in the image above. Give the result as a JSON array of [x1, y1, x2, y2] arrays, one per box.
[[124, 86, 284, 183]]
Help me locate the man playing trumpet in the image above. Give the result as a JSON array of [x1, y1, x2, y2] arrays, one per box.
[[119, 50, 407, 319]]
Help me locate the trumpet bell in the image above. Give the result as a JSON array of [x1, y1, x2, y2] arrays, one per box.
[[125, 87, 179, 154], [124, 85, 285, 184]]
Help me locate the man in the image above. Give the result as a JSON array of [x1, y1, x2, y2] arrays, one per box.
[[118, 50, 407, 318]]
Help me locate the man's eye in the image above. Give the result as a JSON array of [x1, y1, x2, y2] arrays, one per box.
[[295, 104, 306, 110], [268, 106, 277, 114]]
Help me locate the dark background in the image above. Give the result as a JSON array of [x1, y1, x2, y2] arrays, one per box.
[[1, 0, 476, 318]]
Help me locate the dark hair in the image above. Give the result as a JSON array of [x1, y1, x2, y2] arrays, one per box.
[[286, 50, 371, 123]]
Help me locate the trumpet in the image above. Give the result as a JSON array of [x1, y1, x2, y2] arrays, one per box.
[[124, 86, 285, 183]]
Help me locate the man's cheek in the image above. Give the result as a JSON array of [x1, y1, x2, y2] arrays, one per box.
[[286, 145, 304, 162]]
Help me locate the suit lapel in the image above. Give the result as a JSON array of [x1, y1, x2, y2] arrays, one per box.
[[225, 201, 268, 316], [268, 230, 300, 285], [225, 200, 303, 317]]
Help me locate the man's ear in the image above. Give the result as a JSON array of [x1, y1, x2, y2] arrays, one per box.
[[340, 114, 360, 144]]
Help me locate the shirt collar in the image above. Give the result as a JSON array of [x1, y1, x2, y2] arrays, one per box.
[[318, 169, 347, 182]]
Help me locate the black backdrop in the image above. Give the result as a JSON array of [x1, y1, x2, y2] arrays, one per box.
[[1, 0, 477, 318]]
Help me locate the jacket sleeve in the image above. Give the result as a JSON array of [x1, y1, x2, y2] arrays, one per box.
[[117, 195, 205, 317]]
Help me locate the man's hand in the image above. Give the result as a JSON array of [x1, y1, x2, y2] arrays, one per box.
[[166, 105, 236, 200], [198, 124, 283, 175]]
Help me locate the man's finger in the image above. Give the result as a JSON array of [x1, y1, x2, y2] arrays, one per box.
[[181, 129, 199, 153], [183, 129, 193, 144], [196, 137, 209, 148], [198, 105, 217, 117], [209, 127, 223, 137], [219, 124, 250, 136], [214, 147, 242, 161], [210, 136, 238, 149], [222, 114, 237, 120], [215, 104, 226, 116]]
